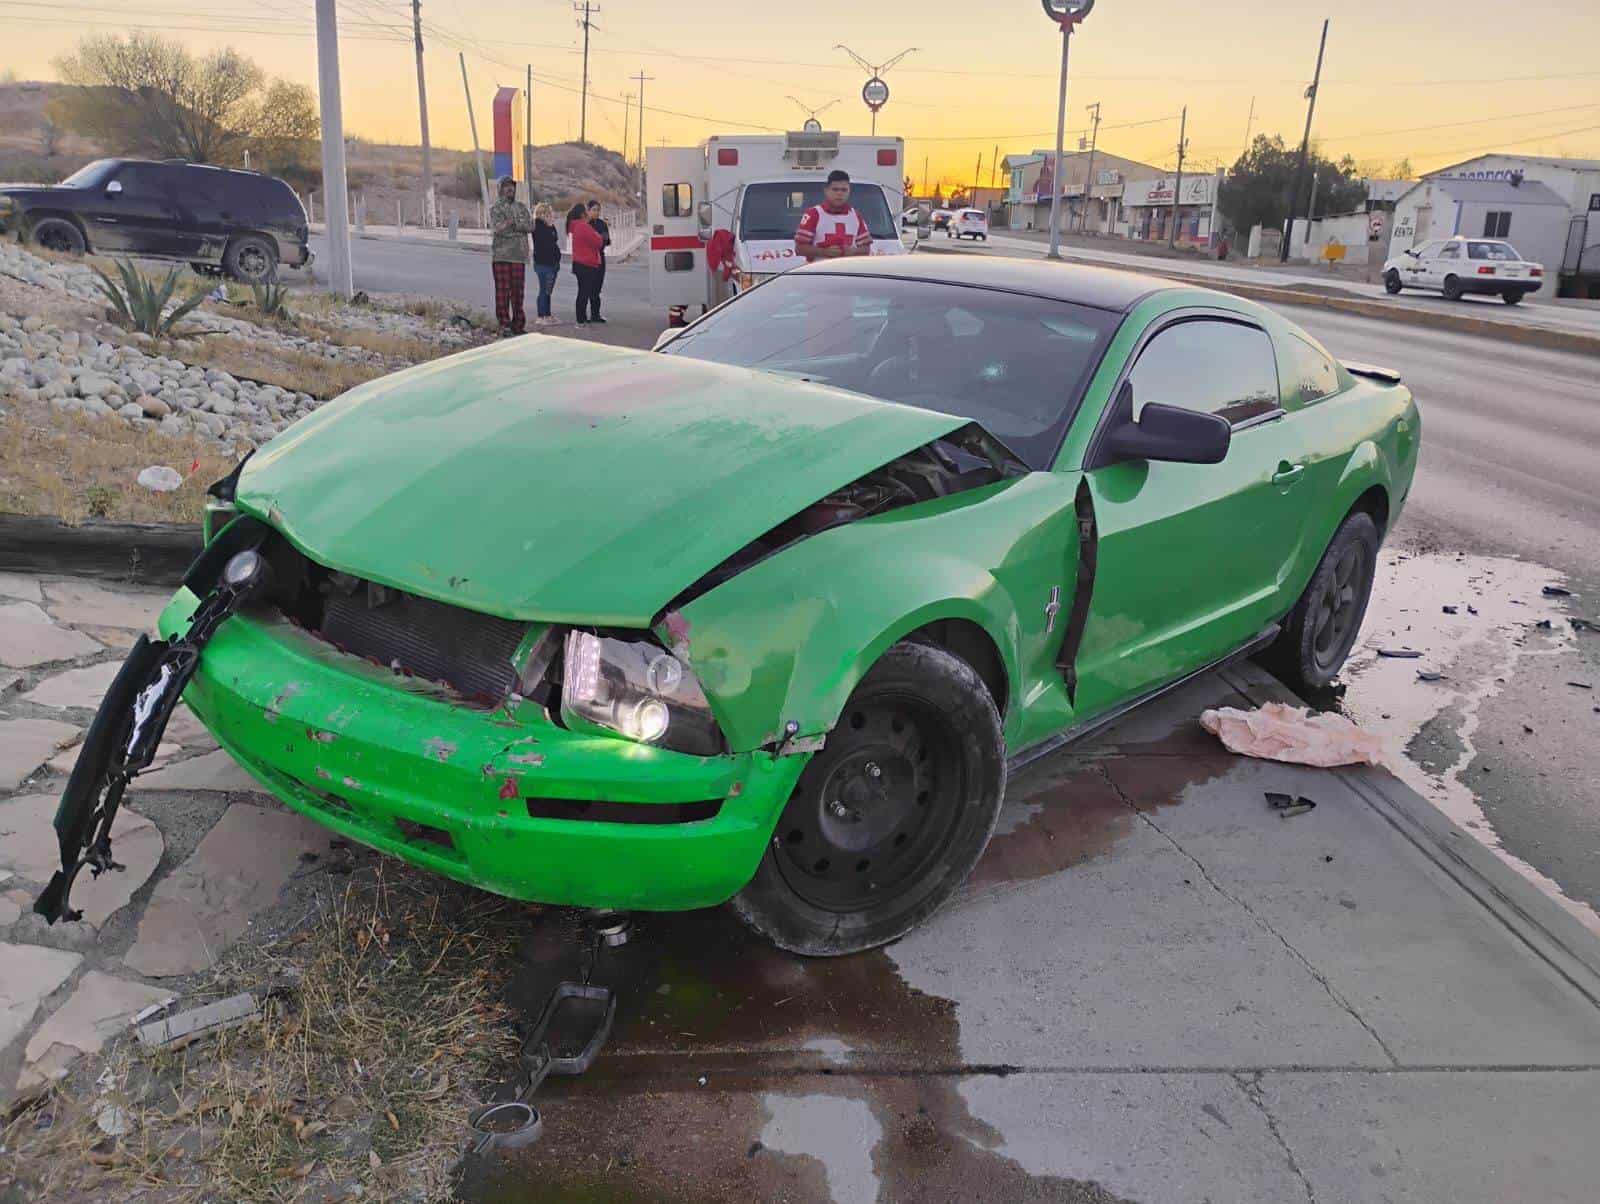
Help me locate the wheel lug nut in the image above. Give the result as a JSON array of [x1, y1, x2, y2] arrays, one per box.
[[866, 762, 882, 779], [829, 801, 849, 818]]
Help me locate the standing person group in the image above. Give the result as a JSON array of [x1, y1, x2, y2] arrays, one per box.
[[489, 181, 613, 332], [568, 202, 609, 325]]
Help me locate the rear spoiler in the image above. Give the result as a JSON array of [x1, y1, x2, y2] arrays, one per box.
[[1343, 361, 1402, 385]]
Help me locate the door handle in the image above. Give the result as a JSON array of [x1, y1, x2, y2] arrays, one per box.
[[1272, 462, 1306, 486]]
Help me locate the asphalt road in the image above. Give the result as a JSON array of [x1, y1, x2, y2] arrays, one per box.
[[300, 232, 1600, 916]]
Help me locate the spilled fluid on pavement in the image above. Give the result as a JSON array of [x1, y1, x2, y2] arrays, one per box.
[[455, 751, 1201, 1203], [1320, 548, 1599, 933]]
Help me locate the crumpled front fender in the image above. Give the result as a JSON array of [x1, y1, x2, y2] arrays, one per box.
[[667, 473, 1078, 755]]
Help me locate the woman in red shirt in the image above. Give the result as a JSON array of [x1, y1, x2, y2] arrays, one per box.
[[567, 204, 606, 325]]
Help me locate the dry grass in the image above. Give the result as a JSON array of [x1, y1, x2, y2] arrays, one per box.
[[2, 865, 526, 1204], [176, 338, 389, 400], [0, 403, 233, 524]]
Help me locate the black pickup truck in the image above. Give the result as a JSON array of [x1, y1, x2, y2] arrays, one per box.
[[0, 158, 312, 283]]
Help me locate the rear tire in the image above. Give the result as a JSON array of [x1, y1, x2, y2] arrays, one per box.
[[1502, 290, 1523, 306], [731, 642, 1005, 957], [1384, 269, 1403, 294], [1442, 274, 1463, 301], [1265, 511, 1380, 693], [30, 217, 85, 256], [224, 234, 277, 284]]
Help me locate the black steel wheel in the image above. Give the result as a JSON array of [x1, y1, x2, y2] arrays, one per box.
[[1384, 269, 1403, 294], [1442, 274, 1463, 301], [1264, 510, 1380, 692], [1502, 289, 1523, 306], [224, 235, 278, 283], [30, 217, 86, 256], [731, 642, 1005, 956]]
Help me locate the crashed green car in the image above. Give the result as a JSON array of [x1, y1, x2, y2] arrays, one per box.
[[45, 257, 1418, 956]]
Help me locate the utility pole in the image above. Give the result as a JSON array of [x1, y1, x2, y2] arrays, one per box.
[[1241, 94, 1255, 157], [922, 155, 929, 197], [524, 65, 534, 199], [1080, 101, 1101, 233], [974, 152, 982, 206], [1282, 18, 1329, 262], [575, 1, 599, 144], [621, 92, 631, 166], [314, 0, 353, 297], [459, 52, 489, 216], [1167, 105, 1187, 249], [632, 69, 653, 198], [411, 0, 434, 227]]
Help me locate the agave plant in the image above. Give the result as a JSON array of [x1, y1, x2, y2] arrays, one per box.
[[251, 282, 294, 323], [90, 258, 209, 338]]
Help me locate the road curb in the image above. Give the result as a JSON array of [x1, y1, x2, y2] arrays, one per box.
[[1219, 663, 1600, 1010], [0, 512, 196, 586]]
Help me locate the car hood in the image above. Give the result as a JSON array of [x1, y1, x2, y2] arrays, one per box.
[[236, 337, 966, 625]]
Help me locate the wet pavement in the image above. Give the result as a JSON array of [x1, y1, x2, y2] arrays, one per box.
[[461, 661, 1600, 1204]]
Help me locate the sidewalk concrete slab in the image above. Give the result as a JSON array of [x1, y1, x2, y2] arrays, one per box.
[[18, 970, 171, 1092], [477, 656, 1600, 1203], [0, 942, 81, 1049], [0, 795, 163, 929], [0, 716, 80, 791]]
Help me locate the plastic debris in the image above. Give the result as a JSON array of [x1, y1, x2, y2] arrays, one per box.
[[1569, 681, 1594, 691], [1265, 792, 1317, 818], [1441, 605, 1458, 615], [1542, 585, 1573, 597], [95, 1104, 131, 1137], [1572, 618, 1600, 634], [136, 465, 183, 492], [1377, 648, 1422, 659], [1200, 703, 1389, 769], [1416, 670, 1448, 682], [136, 992, 260, 1049]]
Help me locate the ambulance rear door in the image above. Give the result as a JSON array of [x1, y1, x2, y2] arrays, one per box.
[[647, 146, 709, 310]]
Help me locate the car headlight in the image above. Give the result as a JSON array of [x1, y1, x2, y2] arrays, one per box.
[[560, 630, 723, 756]]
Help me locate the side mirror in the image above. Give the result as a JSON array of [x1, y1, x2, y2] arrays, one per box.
[[651, 326, 682, 351], [696, 201, 713, 231], [1100, 382, 1230, 466], [1403, 247, 1418, 257], [105, 180, 123, 196]]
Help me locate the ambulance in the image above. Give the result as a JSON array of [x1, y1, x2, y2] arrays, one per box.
[[647, 130, 910, 325]]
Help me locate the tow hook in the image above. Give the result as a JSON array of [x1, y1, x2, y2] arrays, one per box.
[[465, 909, 624, 1155]]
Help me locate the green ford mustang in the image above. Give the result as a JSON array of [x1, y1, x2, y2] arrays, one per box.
[[41, 257, 1418, 956]]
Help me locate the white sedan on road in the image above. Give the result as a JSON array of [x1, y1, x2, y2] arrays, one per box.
[[1383, 237, 1544, 305], [947, 208, 989, 240]]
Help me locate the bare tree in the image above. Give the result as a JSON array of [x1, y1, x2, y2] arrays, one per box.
[[39, 114, 62, 158], [52, 33, 267, 164]]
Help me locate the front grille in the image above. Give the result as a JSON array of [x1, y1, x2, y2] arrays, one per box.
[[262, 537, 530, 705]]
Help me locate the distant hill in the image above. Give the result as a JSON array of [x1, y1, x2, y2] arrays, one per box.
[[0, 82, 638, 222]]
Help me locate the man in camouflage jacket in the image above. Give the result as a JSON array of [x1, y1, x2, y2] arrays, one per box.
[[490, 176, 534, 335]]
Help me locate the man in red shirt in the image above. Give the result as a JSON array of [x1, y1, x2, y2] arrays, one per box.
[[795, 170, 875, 262]]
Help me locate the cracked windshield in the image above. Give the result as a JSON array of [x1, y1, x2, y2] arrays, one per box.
[[1, 0, 1598, 1201]]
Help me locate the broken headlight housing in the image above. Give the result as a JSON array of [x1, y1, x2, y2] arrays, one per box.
[[560, 631, 723, 757]]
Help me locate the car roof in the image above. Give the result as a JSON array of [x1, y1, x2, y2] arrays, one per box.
[[801, 254, 1173, 313]]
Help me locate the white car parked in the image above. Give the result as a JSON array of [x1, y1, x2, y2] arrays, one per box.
[[948, 208, 989, 240], [1382, 237, 1544, 305]]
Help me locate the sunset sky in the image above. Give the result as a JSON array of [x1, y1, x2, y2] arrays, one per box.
[[6, 0, 1599, 186]]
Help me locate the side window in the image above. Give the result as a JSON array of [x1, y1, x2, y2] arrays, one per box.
[[111, 164, 169, 200], [181, 167, 227, 211], [1127, 319, 1280, 427], [1285, 334, 1341, 407], [1482, 210, 1511, 238], [661, 183, 693, 217], [1437, 242, 1460, 259]]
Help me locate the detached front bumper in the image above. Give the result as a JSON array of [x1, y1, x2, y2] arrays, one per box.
[[158, 590, 804, 911]]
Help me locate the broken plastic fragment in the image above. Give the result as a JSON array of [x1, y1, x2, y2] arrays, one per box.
[[1265, 792, 1317, 818], [1416, 670, 1448, 683], [1376, 648, 1422, 659], [1542, 585, 1572, 597], [1200, 703, 1389, 769], [1441, 605, 1458, 615]]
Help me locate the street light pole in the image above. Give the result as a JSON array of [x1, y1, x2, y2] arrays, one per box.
[[1045, 21, 1071, 260], [314, 0, 353, 298]]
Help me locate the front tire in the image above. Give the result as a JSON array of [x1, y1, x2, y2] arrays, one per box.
[[1384, 269, 1403, 294], [1265, 511, 1380, 693], [1442, 274, 1463, 301], [30, 217, 86, 256], [731, 642, 1005, 956]]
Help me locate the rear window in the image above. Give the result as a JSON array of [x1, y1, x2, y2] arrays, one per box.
[[738, 182, 895, 241], [1467, 241, 1519, 261], [962, 210, 984, 220]]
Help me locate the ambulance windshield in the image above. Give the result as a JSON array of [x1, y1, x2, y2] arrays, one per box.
[[739, 182, 896, 241]]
